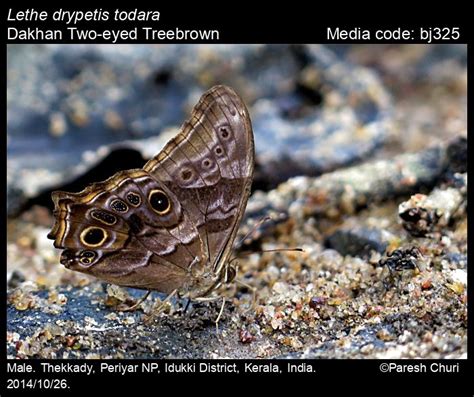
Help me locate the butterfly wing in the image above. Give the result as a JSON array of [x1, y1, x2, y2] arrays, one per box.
[[144, 85, 254, 276], [48, 85, 254, 296], [48, 169, 200, 294]]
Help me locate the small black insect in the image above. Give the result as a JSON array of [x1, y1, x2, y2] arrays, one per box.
[[378, 247, 423, 287], [379, 247, 422, 272]]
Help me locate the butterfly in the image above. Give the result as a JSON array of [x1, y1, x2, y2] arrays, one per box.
[[48, 85, 255, 306]]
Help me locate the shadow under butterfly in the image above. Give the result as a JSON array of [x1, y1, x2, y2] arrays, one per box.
[[48, 85, 278, 326]]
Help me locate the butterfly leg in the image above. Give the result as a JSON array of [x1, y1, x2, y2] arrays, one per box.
[[235, 278, 257, 311], [215, 297, 226, 335], [183, 298, 192, 314], [144, 289, 178, 324], [193, 295, 227, 336], [194, 295, 221, 302], [118, 290, 151, 312]]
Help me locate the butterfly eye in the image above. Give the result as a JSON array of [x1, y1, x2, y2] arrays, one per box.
[[149, 189, 171, 215], [224, 265, 237, 283], [80, 227, 108, 247]]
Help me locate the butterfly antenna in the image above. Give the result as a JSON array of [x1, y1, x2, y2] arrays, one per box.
[[229, 247, 304, 265], [236, 215, 272, 247], [257, 247, 304, 254], [229, 215, 304, 263]]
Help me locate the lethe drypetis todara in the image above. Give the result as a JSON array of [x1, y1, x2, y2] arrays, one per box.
[[48, 85, 254, 302]]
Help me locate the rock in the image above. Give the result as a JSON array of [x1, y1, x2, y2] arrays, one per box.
[[445, 136, 467, 175], [399, 176, 466, 237], [243, 140, 454, 230], [443, 253, 467, 268], [252, 45, 392, 188], [7, 270, 26, 289], [326, 227, 392, 258]]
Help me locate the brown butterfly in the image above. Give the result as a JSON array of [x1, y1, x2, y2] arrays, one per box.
[[48, 85, 254, 307]]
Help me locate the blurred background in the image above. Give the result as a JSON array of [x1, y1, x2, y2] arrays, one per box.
[[7, 44, 466, 216]]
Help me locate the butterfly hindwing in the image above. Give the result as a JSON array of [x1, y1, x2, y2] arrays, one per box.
[[144, 85, 254, 274]]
